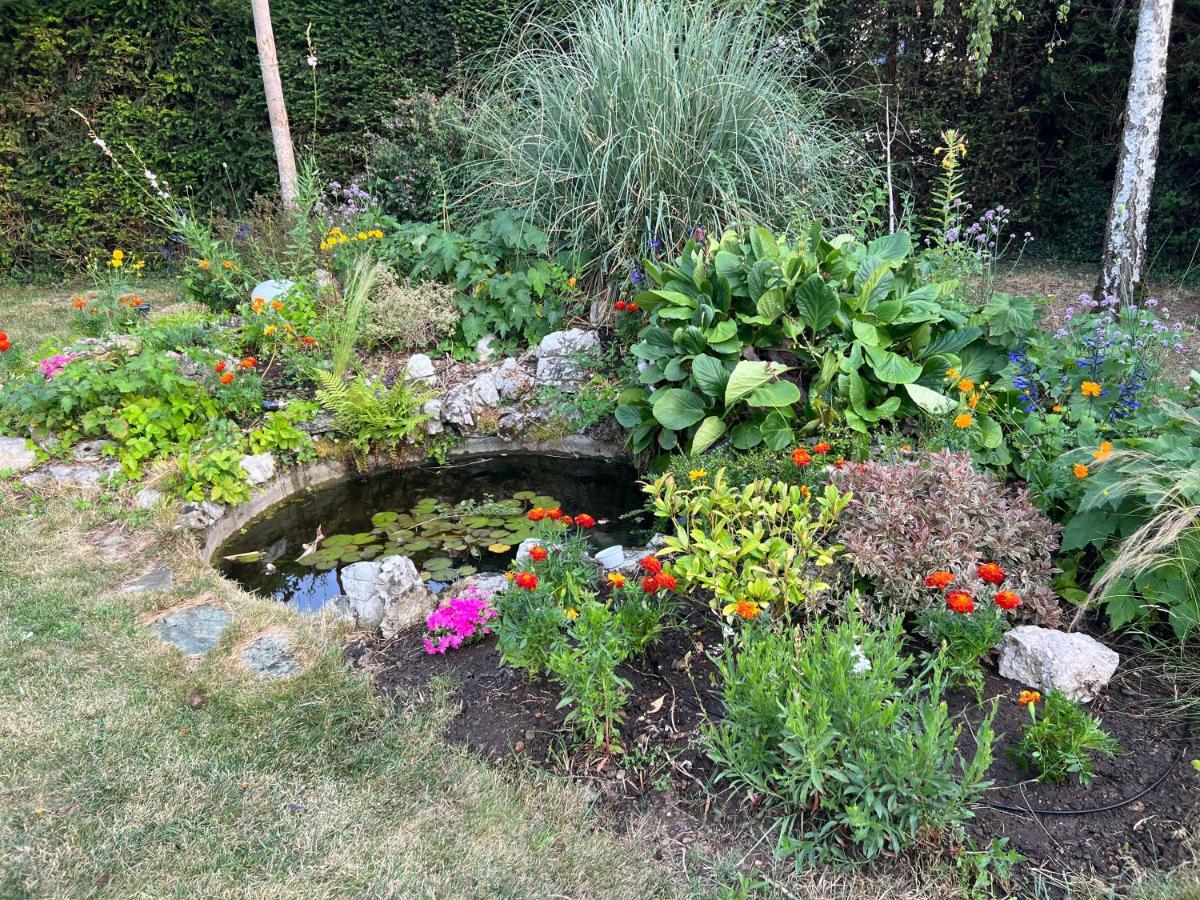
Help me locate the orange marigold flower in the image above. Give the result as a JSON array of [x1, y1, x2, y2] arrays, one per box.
[[214, 361, 227, 373], [574, 513, 596, 528], [657, 573, 677, 592], [528, 507, 547, 521], [800, 485, 811, 499], [529, 546, 548, 562], [560, 515, 574, 527], [833, 458, 847, 469], [72, 298, 87, 309], [995, 590, 1022, 611], [978, 562, 1006, 585], [222, 259, 235, 270], [641, 575, 660, 593], [219, 372, 234, 385], [546, 508, 563, 521], [1052, 404, 1063, 413], [240, 357, 258, 369], [614, 300, 627, 311], [271, 300, 283, 310], [791, 447, 812, 467], [1081, 381, 1102, 398], [734, 599, 762, 620], [607, 572, 626, 588], [514, 572, 538, 590], [1073, 463, 1090, 480], [197, 258, 211, 270], [627, 302, 639, 313], [945, 590, 975, 614], [299, 336, 317, 347], [955, 412, 974, 429], [958, 378, 975, 393], [1018, 690, 1042, 706], [924, 571, 954, 590], [1092, 441, 1113, 462], [639, 556, 662, 575], [968, 392, 980, 409], [812, 442, 831, 454]]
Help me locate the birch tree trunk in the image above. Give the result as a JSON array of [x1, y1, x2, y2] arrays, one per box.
[[1098, 0, 1174, 300], [251, 0, 298, 207]]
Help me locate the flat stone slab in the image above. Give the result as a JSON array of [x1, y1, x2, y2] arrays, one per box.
[[240, 633, 302, 678], [0, 437, 37, 472], [22, 462, 120, 488], [149, 603, 232, 656], [123, 567, 173, 594]]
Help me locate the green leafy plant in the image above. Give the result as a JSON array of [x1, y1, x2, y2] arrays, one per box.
[[616, 225, 983, 457], [312, 368, 431, 455], [647, 468, 849, 620], [1009, 690, 1120, 786], [707, 614, 996, 864], [175, 446, 253, 505], [247, 402, 318, 459], [917, 600, 1011, 697], [465, 0, 860, 274]]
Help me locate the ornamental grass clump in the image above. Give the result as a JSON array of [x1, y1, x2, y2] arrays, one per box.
[[707, 614, 996, 864], [831, 450, 1061, 625], [465, 0, 861, 275]]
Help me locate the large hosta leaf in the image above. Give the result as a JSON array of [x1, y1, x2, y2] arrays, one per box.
[[864, 345, 922, 384], [747, 380, 802, 408], [691, 354, 729, 398], [651, 388, 708, 431], [793, 274, 839, 332], [725, 360, 790, 406], [690, 416, 727, 454], [903, 382, 956, 414]]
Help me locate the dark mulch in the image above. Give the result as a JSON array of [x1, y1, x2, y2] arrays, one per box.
[[350, 614, 1199, 888]]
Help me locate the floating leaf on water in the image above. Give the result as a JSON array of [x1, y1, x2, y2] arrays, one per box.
[[371, 511, 400, 526], [296, 552, 321, 566], [352, 533, 376, 544], [360, 545, 383, 559], [512, 491, 536, 501], [223, 551, 264, 564], [425, 557, 453, 571], [323, 534, 355, 547], [487, 543, 512, 554], [457, 565, 478, 577], [531, 496, 558, 509], [419, 571, 432, 581], [315, 560, 338, 571]]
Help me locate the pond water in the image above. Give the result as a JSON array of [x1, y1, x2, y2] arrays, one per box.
[[216, 454, 649, 612]]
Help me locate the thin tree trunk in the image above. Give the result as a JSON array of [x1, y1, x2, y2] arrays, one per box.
[[251, 0, 298, 207], [1098, 0, 1174, 300]]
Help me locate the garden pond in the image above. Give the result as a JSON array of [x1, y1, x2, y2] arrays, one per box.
[[217, 454, 649, 611]]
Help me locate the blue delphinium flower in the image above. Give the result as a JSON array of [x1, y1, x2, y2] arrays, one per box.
[[1008, 346, 1043, 414]]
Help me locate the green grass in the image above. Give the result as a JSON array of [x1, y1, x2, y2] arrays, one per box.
[[0, 488, 675, 897], [0, 278, 181, 349]]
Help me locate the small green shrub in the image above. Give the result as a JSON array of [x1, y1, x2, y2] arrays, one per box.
[[916, 600, 1010, 697], [1009, 690, 1120, 786], [647, 469, 849, 621], [363, 268, 460, 350], [707, 614, 996, 864]]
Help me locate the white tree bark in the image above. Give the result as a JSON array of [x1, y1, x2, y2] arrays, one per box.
[[1099, 0, 1174, 300], [251, 0, 299, 207]]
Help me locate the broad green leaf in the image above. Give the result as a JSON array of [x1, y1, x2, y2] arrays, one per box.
[[975, 414, 1003, 449], [651, 388, 708, 431], [691, 416, 727, 454], [793, 273, 838, 332], [725, 360, 790, 406], [864, 346, 922, 384], [923, 325, 983, 357], [691, 354, 729, 397], [730, 421, 763, 449], [852, 320, 883, 347], [747, 380, 801, 408], [866, 231, 912, 263], [705, 320, 738, 345], [760, 411, 794, 450], [903, 382, 956, 414]]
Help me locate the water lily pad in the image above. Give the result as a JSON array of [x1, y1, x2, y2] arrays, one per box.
[[296, 552, 321, 566], [531, 495, 558, 508], [323, 534, 355, 547], [371, 511, 400, 526], [512, 490, 536, 500], [419, 571, 432, 581], [314, 560, 338, 571], [487, 543, 512, 554], [223, 551, 263, 564], [456, 565, 478, 577], [425, 557, 453, 571]]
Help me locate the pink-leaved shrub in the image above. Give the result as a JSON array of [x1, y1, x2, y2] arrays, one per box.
[[831, 450, 1062, 625]]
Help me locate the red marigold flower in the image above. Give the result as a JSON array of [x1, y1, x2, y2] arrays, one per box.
[[614, 300, 627, 311], [995, 590, 1022, 611], [945, 590, 975, 614], [529, 546, 548, 562], [73, 298, 87, 310], [514, 572, 538, 590], [546, 508, 563, 521], [574, 513, 596, 528], [527, 508, 547, 521], [791, 447, 812, 468], [560, 515, 573, 527], [924, 571, 954, 590], [978, 562, 1006, 585], [219, 372, 235, 385], [656, 572, 677, 591], [299, 336, 318, 347], [812, 442, 831, 454], [639, 556, 662, 575], [641, 575, 660, 593], [240, 357, 258, 369], [214, 361, 227, 373], [627, 302, 639, 312]]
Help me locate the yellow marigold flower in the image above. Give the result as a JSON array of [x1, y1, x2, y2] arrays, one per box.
[[958, 378, 974, 393], [607, 572, 626, 588], [945, 368, 960, 380], [1052, 404, 1063, 413], [197, 258, 211, 270], [687, 468, 707, 481], [111, 248, 124, 260], [954, 412, 974, 429], [567, 276, 577, 288], [319, 241, 328, 251], [370, 228, 383, 239], [565, 607, 579, 620], [1081, 381, 1102, 398], [1073, 463, 1090, 479], [263, 325, 277, 336], [132, 259, 145, 271], [1018, 690, 1041, 706], [356, 231, 367, 241], [337, 235, 348, 244]]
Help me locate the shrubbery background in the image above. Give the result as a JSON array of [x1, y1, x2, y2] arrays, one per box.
[[1, 0, 1197, 278]]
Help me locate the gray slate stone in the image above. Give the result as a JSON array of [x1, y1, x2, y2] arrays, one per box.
[[998, 626, 1120, 702], [341, 556, 438, 638], [535, 328, 599, 384], [404, 353, 437, 384], [241, 633, 302, 678], [178, 500, 225, 530], [422, 400, 445, 435], [0, 437, 36, 472], [71, 439, 114, 464], [22, 462, 119, 488], [123, 567, 173, 594], [134, 488, 165, 510], [150, 603, 231, 655]]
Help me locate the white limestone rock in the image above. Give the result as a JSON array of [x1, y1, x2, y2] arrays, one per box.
[[998, 626, 1120, 702]]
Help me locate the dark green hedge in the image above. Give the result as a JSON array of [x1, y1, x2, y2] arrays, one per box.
[[1, 0, 1197, 278]]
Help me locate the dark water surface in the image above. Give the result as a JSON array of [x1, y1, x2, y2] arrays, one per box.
[[217, 454, 648, 612]]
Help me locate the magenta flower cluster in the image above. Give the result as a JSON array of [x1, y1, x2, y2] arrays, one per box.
[[422, 586, 498, 655], [37, 353, 77, 380]]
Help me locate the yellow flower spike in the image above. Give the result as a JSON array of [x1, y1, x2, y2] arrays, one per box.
[[263, 325, 277, 336]]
